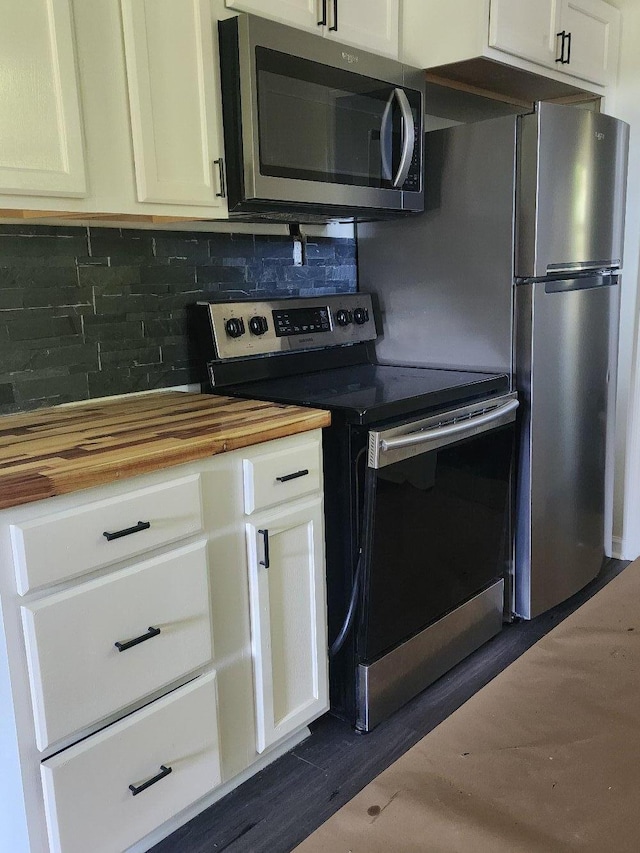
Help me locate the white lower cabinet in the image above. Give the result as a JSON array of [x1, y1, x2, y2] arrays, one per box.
[[41, 672, 221, 853], [22, 541, 212, 750], [0, 429, 328, 853], [246, 497, 328, 753]]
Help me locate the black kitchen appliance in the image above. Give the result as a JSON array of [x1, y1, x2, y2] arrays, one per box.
[[193, 294, 517, 730]]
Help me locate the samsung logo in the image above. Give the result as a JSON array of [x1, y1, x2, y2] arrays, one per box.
[[341, 51, 359, 64], [595, 131, 605, 141], [298, 337, 314, 343]]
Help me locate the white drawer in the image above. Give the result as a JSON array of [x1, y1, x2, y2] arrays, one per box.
[[11, 474, 203, 594], [41, 671, 221, 853], [22, 541, 212, 750], [243, 437, 322, 515]]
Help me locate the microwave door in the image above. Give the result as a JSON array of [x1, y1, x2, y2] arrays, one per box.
[[256, 60, 405, 191]]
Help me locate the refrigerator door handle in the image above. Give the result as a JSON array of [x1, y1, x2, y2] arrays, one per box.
[[544, 273, 619, 293]]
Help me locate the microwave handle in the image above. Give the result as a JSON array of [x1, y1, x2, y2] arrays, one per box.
[[393, 88, 415, 188], [380, 88, 415, 187], [380, 91, 394, 182]]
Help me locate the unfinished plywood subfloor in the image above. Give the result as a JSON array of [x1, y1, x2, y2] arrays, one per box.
[[296, 559, 640, 853]]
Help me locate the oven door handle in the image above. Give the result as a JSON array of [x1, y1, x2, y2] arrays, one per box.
[[378, 398, 519, 459]]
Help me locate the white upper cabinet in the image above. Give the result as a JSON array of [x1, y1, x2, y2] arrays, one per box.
[[326, 0, 399, 58], [401, 0, 621, 90], [120, 0, 226, 207], [0, 0, 87, 197], [558, 0, 621, 86], [225, 0, 320, 31], [226, 0, 400, 58], [489, 0, 558, 67]]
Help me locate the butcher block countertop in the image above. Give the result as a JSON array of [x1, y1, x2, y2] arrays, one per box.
[[0, 391, 331, 511]]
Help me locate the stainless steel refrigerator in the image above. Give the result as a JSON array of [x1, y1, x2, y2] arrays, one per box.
[[357, 102, 629, 620]]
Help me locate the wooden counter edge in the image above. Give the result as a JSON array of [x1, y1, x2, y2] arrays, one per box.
[[0, 409, 331, 512]]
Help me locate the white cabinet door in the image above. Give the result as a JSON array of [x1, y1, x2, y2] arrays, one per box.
[[21, 541, 212, 749], [326, 0, 399, 58], [489, 0, 560, 67], [225, 0, 320, 31], [559, 0, 620, 86], [246, 497, 329, 753], [0, 0, 87, 197], [41, 672, 221, 853], [226, 0, 398, 57], [120, 0, 226, 206]]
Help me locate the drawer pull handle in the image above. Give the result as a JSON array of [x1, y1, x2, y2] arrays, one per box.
[[258, 528, 270, 569], [129, 764, 172, 796], [103, 520, 151, 542], [276, 469, 309, 483], [115, 626, 161, 652]]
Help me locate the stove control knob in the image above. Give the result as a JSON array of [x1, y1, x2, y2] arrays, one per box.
[[335, 309, 352, 327], [353, 307, 369, 325], [225, 317, 245, 338], [249, 315, 268, 336]]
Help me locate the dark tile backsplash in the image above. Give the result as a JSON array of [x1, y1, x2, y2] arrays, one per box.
[[0, 225, 356, 415]]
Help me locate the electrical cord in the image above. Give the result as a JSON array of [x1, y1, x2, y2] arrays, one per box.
[[329, 548, 362, 657]]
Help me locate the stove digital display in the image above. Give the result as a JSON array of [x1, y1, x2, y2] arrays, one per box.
[[273, 306, 331, 337]]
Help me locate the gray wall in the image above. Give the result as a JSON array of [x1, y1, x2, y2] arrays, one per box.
[[0, 225, 356, 414]]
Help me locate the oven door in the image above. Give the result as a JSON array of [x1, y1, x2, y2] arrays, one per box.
[[356, 393, 518, 729]]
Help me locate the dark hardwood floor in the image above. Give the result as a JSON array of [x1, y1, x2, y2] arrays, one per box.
[[150, 558, 630, 853]]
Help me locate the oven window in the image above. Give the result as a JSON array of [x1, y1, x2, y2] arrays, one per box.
[[359, 425, 514, 663], [255, 47, 420, 189]]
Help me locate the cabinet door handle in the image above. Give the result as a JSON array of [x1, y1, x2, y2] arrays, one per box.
[[276, 469, 309, 483], [318, 0, 327, 26], [129, 764, 172, 796], [103, 520, 150, 542], [214, 158, 226, 198], [565, 31, 572, 64], [556, 30, 569, 63], [329, 0, 338, 30], [258, 528, 270, 569], [115, 626, 161, 652]]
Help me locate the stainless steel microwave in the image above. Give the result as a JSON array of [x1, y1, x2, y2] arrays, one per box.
[[218, 14, 425, 222]]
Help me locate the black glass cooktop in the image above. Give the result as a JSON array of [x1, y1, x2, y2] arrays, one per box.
[[218, 363, 510, 425]]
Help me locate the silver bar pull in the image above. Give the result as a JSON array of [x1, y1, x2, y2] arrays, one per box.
[[380, 89, 415, 188], [392, 88, 415, 188], [380, 399, 519, 453]]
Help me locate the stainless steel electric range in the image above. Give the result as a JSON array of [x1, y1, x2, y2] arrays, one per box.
[[193, 294, 518, 731]]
